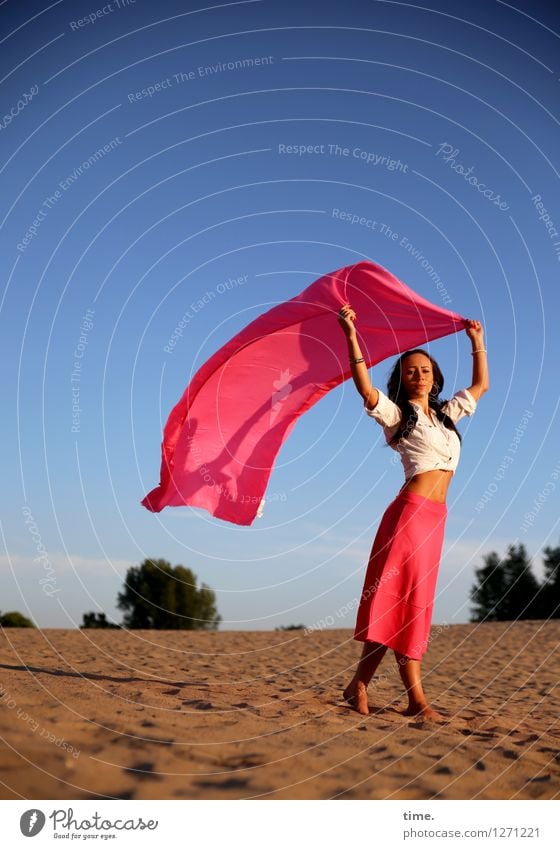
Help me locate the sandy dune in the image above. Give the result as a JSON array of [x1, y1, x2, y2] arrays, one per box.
[[0, 622, 558, 799]]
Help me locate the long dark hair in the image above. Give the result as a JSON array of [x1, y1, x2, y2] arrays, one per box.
[[386, 348, 462, 447]]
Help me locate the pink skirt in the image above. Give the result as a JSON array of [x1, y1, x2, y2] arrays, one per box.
[[354, 490, 448, 660]]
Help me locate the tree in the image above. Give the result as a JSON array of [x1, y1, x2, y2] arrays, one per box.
[[116, 558, 221, 630], [540, 543, 560, 619], [470, 552, 507, 622], [470, 544, 540, 622], [0, 610, 35, 627], [499, 543, 541, 620], [80, 612, 121, 629]]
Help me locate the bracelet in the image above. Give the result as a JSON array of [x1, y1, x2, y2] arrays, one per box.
[[350, 357, 365, 364], [470, 348, 487, 355]]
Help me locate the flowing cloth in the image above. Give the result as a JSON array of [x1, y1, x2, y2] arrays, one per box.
[[141, 260, 467, 525], [354, 490, 448, 659]]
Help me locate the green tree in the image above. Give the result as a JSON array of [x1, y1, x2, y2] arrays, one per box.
[[540, 543, 560, 619], [0, 610, 35, 627], [470, 552, 507, 622], [80, 612, 121, 629], [116, 558, 221, 630], [470, 544, 540, 622], [500, 544, 540, 619]]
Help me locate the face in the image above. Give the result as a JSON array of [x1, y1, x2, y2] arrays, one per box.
[[400, 353, 434, 401]]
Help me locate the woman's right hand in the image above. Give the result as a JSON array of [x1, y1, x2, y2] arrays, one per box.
[[337, 303, 357, 337]]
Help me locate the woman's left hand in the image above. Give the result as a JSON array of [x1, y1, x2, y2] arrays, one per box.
[[464, 319, 484, 346]]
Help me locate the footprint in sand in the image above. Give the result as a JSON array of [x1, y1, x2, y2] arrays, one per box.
[[464, 716, 518, 736], [194, 777, 249, 790], [221, 753, 266, 769], [501, 748, 519, 760], [514, 734, 540, 745], [537, 747, 560, 761], [123, 761, 163, 780]]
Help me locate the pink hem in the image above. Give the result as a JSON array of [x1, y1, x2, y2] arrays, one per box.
[[354, 490, 448, 659]]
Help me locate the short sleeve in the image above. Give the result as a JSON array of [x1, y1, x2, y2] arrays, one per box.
[[364, 389, 402, 428], [441, 388, 477, 423]]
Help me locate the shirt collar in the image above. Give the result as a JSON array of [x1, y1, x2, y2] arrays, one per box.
[[409, 401, 437, 423]]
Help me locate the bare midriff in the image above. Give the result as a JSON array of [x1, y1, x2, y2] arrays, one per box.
[[399, 469, 454, 504]]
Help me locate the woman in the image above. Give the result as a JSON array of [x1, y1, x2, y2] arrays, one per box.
[[337, 302, 489, 720]]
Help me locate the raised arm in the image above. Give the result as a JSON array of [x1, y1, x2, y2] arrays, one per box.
[[337, 303, 379, 410], [464, 319, 489, 401]]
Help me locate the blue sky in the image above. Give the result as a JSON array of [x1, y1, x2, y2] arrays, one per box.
[[1, 0, 559, 630]]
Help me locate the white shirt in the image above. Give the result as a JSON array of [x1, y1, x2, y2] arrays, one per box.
[[365, 388, 477, 480]]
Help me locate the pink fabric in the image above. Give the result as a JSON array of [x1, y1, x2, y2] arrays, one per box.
[[141, 260, 467, 525], [354, 491, 448, 659]]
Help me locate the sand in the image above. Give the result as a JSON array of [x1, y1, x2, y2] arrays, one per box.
[[0, 621, 558, 800]]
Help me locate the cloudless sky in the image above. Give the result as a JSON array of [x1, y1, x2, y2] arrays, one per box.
[[2, 0, 560, 631]]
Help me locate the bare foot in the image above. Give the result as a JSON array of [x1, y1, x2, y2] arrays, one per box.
[[403, 703, 444, 721], [343, 681, 369, 715]]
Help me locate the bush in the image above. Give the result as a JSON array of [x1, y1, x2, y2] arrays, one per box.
[[0, 611, 35, 628], [80, 612, 121, 629]]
